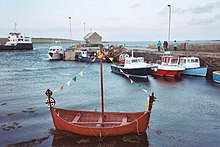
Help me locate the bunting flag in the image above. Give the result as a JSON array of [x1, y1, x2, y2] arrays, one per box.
[[125, 74, 130, 78], [109, 57, 114, 62], [145, 103, 149, 108], [130, 79, 134, 84], [92, 57, 96, 62], [79, 71, 83, 77], [61, 85, 64, 90], [67, 81, 71, 86], [138, 84, 143, 87], [114, 63, 119, 66], [72, 76, 77, 81], [98, 53, 104, 58], [142, 89, 148, 93]]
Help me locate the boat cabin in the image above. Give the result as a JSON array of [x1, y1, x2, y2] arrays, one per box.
[[49, 46, 63, 54], [6, 32, 32, 46], [161, 55, 180, 66], [179, 57, 200, 69], [80, 49, 99, 58], [124, 57, 147, 68]]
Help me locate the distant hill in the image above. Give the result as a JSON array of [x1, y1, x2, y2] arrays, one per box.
[[0, 37, 81, 44]]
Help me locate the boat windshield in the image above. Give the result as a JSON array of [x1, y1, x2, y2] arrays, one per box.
[[170, 58, 179, 64]]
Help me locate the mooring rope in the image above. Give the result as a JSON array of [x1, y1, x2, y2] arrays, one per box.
[[135, 119, 146, 136]]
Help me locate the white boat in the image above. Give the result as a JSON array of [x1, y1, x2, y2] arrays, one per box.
[[179, 57, 208, 77], [213, 70, 220, 84], [48, 46, 64, 60], [151, 53, 185, 77], [111, 52, 155, 81], [0, 32, 33, 51]]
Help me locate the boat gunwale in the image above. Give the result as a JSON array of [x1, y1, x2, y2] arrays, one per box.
[[52, 107, 149, 129]]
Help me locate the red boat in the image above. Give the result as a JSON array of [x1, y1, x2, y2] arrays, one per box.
[[45, 47, 156, 138], [151, 54, 185, 77]]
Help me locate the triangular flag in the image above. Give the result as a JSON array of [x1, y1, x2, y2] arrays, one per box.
[[67, 81, 71, 86], [61, 85, 64, 90], [109, 57, 114, 62], [145, 104, 149, 108], [79, 71, 83, 77], [130, 79, 134, 84], [72, 76, 77, 81], [98, 53, 104, 58], [119, 69, 124, 73], [92, 57, 96, 62], [114, 62, 119, 66], [142, 89, 148, 93], [125, 74, 130, 78]]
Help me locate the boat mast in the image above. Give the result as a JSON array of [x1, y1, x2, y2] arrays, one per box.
[[99, 45, 105, 121]]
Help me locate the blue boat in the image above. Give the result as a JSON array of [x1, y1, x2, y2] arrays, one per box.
[[213, 71, 220, 84], [179, 57, 208, 77]]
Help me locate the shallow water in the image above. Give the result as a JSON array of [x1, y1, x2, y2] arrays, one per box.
[[0, 43, 220, 146]]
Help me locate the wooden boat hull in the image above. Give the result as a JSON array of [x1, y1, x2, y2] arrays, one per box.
[[50, 108, 150, 136], [213, 71, 220, 84], [181, 67, 208, 77]]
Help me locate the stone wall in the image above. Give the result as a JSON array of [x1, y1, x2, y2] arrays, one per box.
[[148, 41, 220, 52]]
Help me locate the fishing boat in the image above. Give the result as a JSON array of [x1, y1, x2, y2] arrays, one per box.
[[151, 53, 185, 77], [78, 49, 107, 62], [179, 57, 207, 77], [212, 70, 220, 84], [48, 46, 64, 60], [45, 47, 156, 137], [0, 32, 33, 51], [111, 51, 155, 81], [77, 44, 107, 62]]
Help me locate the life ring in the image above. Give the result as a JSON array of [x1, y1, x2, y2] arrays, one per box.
[[45, 97, 56, 107]]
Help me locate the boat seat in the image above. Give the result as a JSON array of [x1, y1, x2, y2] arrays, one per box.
[[96, 116, 102, 127], [72, 113, 81, 123], [121, 116, 127, 125]]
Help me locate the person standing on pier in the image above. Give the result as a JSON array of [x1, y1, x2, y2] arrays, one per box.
[[174, 40, 177, 51], [163, 41, 168, 51], [157, 40, 162, 52]]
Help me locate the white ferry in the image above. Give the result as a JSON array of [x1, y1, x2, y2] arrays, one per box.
[[0, 32, 33, 50]]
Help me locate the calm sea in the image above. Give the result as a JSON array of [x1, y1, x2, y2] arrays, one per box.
[[0, 43, 219, 146]]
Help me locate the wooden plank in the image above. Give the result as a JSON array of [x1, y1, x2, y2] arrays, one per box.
[[72, 121, 121, 125], [72, 113, 81, 123]]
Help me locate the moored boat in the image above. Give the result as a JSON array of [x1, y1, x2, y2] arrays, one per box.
[[212, 70, 220, 84], [0, 32, 33, 51], [48, 46, 64, 60], [111, 52, 155, 81], [179, 57, 208, 77], [151, 53, 185, 77], [45, 46, 156, 137]]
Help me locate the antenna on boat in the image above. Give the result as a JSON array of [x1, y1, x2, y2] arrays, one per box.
[[14, 23, 17, 33], [99, 45, 105, 122]]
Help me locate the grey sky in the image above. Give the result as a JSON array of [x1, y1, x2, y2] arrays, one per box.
[[0, 0, 219, 41]]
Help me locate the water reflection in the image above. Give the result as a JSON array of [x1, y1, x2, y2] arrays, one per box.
[[151, 75, 183, 83], [50, 129, 149, 146]]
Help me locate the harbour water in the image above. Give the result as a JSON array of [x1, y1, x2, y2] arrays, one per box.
[[0, 43, 220, 146]]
